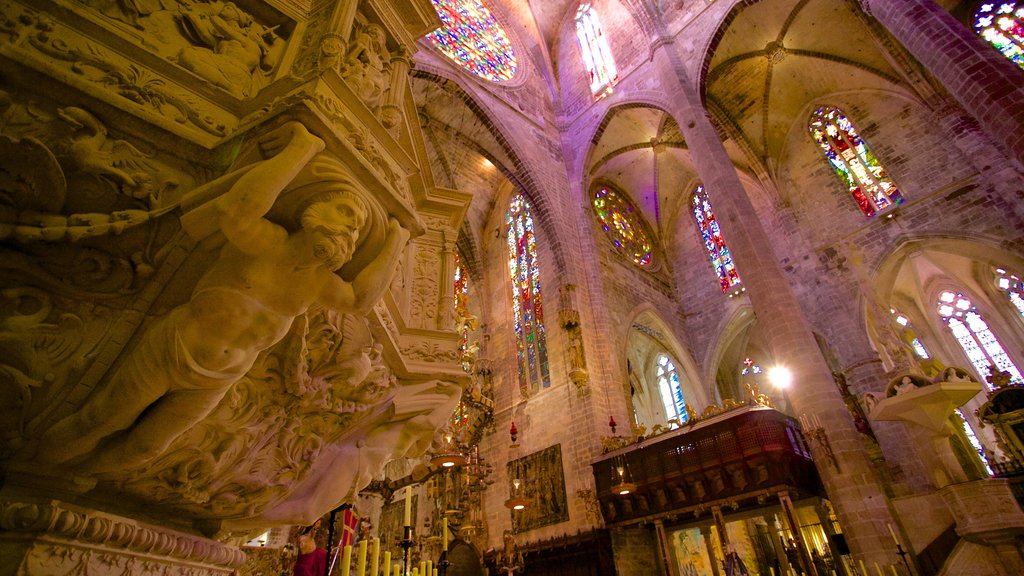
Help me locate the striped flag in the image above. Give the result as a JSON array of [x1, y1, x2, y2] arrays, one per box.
[[338, 508, 359, 548]]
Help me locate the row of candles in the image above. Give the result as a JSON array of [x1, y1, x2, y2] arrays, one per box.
[[334, 488, 449, 576]]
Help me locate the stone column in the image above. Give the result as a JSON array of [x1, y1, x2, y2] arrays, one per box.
[[858, 0, 1024, 164], [654, 519, 679, 576], [381, 49, 412, 129], [438, 232, 456, 331], [652, 40, 897, 562], [700, 525, 721, 576]]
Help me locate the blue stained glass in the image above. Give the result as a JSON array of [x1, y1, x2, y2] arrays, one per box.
[[692, 186, 741, 293], [428, 0, 517, 82]]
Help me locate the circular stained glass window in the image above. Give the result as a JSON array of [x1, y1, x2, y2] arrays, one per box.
[[592, 186, 654, 268], [427, 0, 518, 82]]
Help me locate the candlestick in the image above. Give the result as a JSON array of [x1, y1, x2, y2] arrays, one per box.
[[400, 526, 414, 576], [356, 539, 368, 576], [371, 539, 380, 576], [404, 487, 412, 527], [341, 545, 353, 576], [442, 518, 448, 551]]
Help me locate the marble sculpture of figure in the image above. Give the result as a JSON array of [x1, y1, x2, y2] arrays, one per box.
[[35, 122, 411, 473]]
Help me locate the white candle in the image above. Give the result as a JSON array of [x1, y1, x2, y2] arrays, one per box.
[[890, 566, 898, 576], [370, 538, 380, 576], [420, 560, 426, 576], [356, 539, 368, 576], [769, 568, 775, 576], [442, 518, 449, 551], [875, 562, 884, 576], [393, 563, 400, 576], [341, 544, 353, 576], [404, 488, 412, 527], [426, 560, 432, 576], [887, 523, 899, 546], [380, 551, 390, 576], [859, 559, 868, 576]]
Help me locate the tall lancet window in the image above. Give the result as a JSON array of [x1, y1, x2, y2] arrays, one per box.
[[937, 290, 1023, 386], [809, 106, 903, 217], [575, 3, 618, 99], [454, 252, 471, 366], [974, 2, 1024, 70], [507, 194, 550, 393], [656, 355, 688, 428], [995, 268, 1024, 320], [891, 309, 931, 360], [691, 185, 741, 293]]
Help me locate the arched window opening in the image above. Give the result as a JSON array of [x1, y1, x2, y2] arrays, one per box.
[[592, 185, 654, 268], [809, 106, 903, 217], [454, 251, 473, 369], [574, 3, 618, 99], [691, 185, 742, 294], [995, 268, 1024, 320], [936, 290, 1023, 386], [891, 309, 931, 359], [427, 0, 517, 82], [955, 408, 993, 476], [656, 355, 689, 428], [974, 2, 1024, 70], [507, 194, 550, 393]]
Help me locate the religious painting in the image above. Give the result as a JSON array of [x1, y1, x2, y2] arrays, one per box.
[[672, 527, 713, 576], [507, 444, 568, 531], [379, 494, 417, 552]]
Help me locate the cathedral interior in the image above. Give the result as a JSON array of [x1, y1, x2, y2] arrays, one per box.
[[1, 0, 1024, 575]]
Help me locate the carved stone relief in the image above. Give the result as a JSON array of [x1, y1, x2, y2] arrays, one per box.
[[410, 240, 440, 328], [0, 1, 235, 140]]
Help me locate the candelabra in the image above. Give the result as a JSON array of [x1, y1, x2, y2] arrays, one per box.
[[799, 414, 839, 471]]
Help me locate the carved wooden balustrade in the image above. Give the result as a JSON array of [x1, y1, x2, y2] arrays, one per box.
[[592, 406, 823, 526]]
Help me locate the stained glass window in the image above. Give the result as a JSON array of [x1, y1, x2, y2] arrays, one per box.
[[955, 408, 993, 476], [809, 106, 904, 217], [741, 357, 763, 376], [575, 3, 618, 99], [974, 2, 1024, 70], [507, 194, 550, 393], [427, 0, 517, 82], [995, 268, 1024, 320], [656, 355, 688, 428], [692, 185, 741, 293], [454, 252, 471, 367], [937, 290, 1023, 386], [592, 185, 654, 268]]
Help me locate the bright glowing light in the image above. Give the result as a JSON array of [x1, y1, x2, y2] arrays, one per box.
[[768, 366, 792, 389]]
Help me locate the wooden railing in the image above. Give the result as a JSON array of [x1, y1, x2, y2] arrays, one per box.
[[592, 407, 823, 526]]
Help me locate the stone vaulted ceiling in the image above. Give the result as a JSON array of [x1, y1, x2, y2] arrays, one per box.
[[704, 0, 907, 167]]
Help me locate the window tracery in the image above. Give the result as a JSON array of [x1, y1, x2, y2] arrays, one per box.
[[427, 0, 517, 82], [691, 185, 741, 293], [656, 354, 688, 428], [974, 2, 1024, 70], [809, 106, 903, 217], [507, 194, 550, 393], [995, 268, 1024, 320], [592, 185, 654, 268], [937, 290, 1023, 386], [574, 3, 618, 99]]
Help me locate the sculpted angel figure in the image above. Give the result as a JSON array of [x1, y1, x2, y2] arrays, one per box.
[[36, 122, 411, 473]]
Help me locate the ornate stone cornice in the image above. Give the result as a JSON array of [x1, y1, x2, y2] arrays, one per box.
[[0, 499, 246, 569]]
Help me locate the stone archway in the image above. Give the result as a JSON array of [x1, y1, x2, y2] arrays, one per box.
[[447, 539, 484, 576]]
